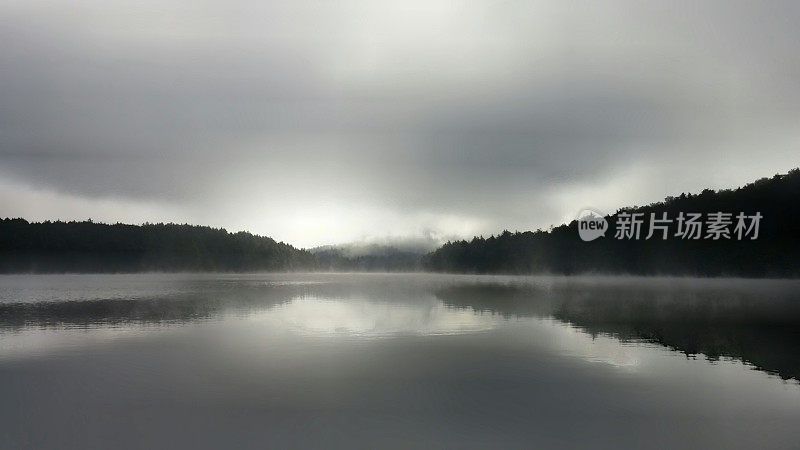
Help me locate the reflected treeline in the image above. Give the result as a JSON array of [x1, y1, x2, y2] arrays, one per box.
[[4, 275, 800, 382], [0, 283, 305, 330], [0, 276, 439, 331], [436, 279, 800, 381]]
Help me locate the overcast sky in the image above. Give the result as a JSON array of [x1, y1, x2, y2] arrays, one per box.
[[1, 0, 799, 247]]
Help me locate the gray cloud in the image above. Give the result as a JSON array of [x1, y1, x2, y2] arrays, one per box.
[[1, 0, 799, 246]]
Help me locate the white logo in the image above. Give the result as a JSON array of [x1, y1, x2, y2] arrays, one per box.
[[577, 208, 608, 242]]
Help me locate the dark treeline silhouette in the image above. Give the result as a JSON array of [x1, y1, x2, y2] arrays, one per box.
[[0, 220, 316, 273], [425, 168, 800, 277], [3, 168, 799, 275]]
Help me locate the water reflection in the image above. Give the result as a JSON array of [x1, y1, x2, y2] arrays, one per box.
[[1, 274, 799, 381], [0, 286, 293, 329], [436, 278, 800, 381], [268, 297, 503, 337], [2, 274, 800, 449]]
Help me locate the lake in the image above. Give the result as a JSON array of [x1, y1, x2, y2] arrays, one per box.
[[1, 273, 799, 449]]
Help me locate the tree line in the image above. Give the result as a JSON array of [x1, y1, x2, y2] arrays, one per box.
[[2, 168, 798, 275], [423, 168, 800, 277], [0, 220, 316, 273]]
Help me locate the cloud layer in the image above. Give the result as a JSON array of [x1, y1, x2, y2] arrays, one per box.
[[2, 0, 799, 247]]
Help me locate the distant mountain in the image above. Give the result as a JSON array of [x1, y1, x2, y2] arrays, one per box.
[[424, 168, 800, 277], [310, 239, 437, 272], [0, 220, 316, 273]]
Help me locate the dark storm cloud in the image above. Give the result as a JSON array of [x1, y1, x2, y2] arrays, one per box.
[[1, 0, 799, 246]]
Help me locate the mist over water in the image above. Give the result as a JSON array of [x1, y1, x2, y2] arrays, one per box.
[[1, 273, 799, 449], [2, 0, 799, 447]]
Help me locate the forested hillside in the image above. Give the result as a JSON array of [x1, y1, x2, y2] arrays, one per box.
[[0, 220, 316, 273], [3, 169, 799, 276], [424, 169, 800, 277]]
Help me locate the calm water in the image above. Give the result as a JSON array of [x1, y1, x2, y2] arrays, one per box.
[[1, 273, 799, 449]]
